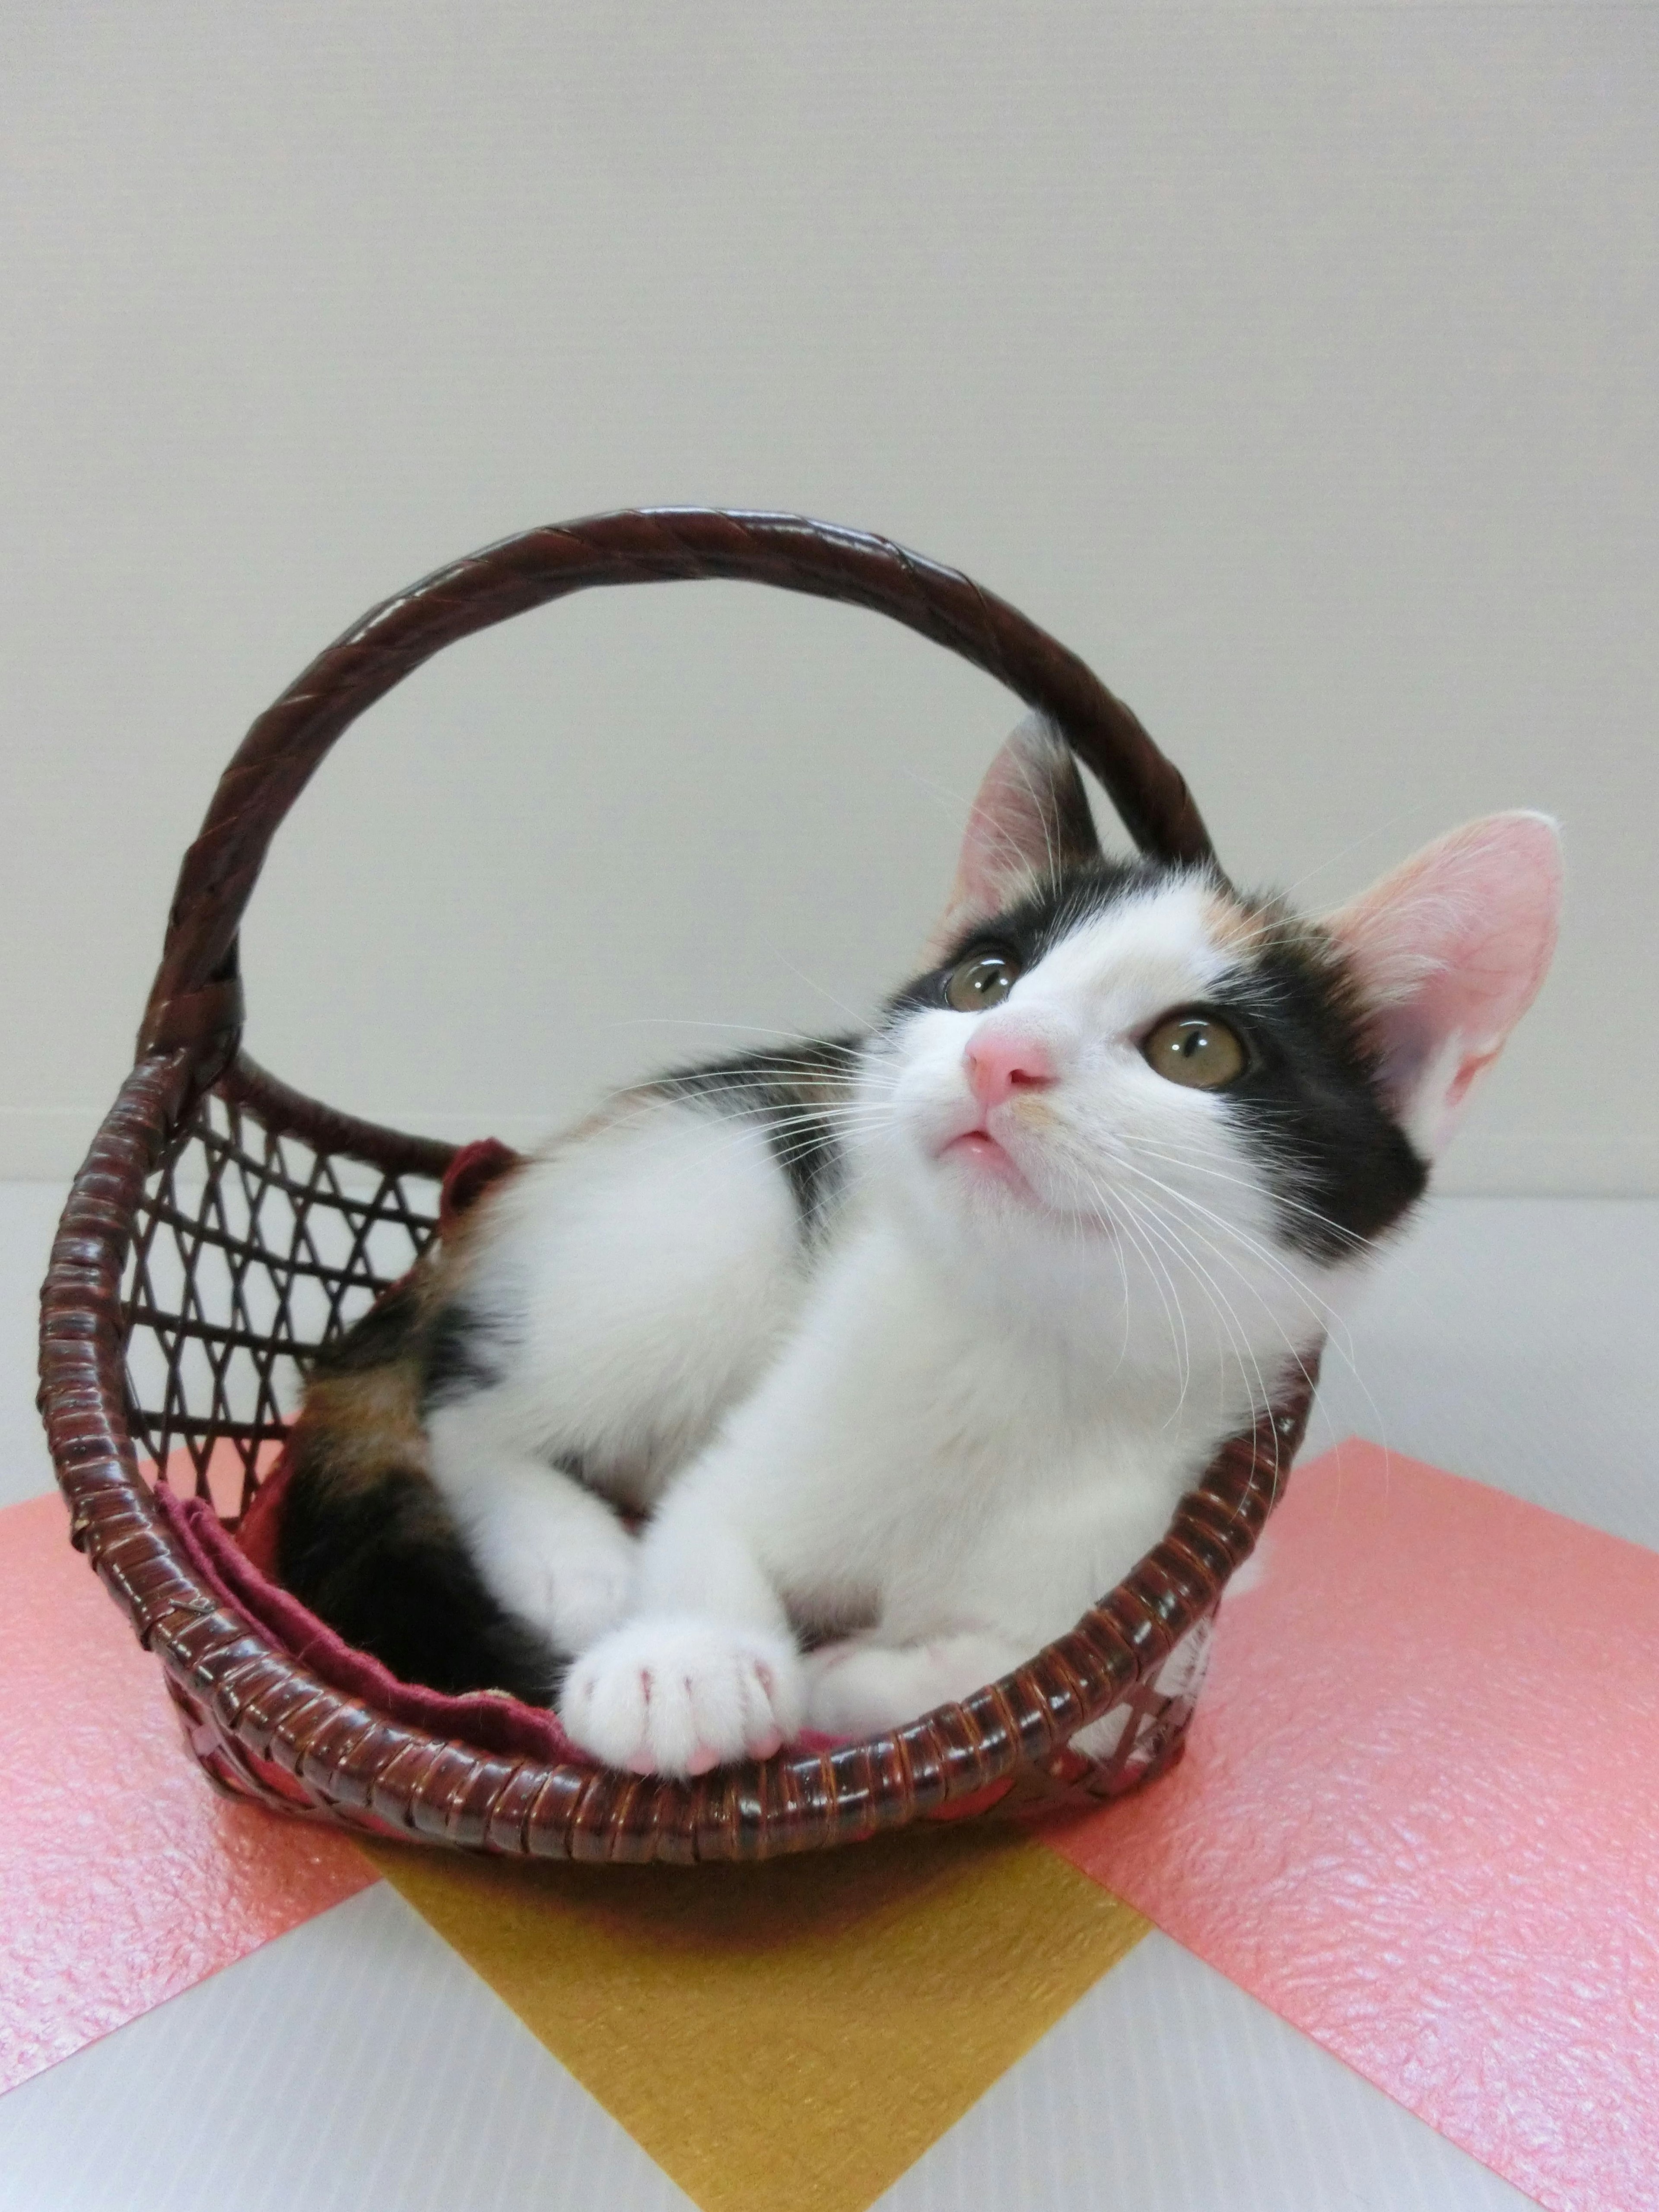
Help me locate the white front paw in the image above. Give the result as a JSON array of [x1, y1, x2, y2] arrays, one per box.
[[477, 1522, 637, 1656], [559, 1617, 804, 1777], [546, 1553, 636, 1653]]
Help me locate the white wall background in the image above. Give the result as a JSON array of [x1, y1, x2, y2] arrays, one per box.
[[4, 3, 1654, 1190]]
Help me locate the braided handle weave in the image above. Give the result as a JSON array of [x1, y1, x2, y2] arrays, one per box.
[[137, 508, 1211, 1080]]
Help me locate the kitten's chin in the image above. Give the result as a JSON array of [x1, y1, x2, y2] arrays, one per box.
[[930, 1131, 1100, 1243], [895, 1112, 1093, 1241], [938, 1128, 1034, 1195]]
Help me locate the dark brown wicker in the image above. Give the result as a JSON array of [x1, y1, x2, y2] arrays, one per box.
[[38, 508, 1315, 1863]]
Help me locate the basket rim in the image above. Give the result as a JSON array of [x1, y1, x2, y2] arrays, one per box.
[[38, 508, 1309, 1862], [38, 1049, 1312, 1864]]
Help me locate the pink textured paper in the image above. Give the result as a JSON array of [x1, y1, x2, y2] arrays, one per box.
[[1050, 1441, 1659, 2212], [0, 1492, 376, 2095]]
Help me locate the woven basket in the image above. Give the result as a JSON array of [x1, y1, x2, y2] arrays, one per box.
[[38, 509, 1316, 1864]]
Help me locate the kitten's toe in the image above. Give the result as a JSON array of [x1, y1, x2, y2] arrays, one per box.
[[559, 1618, 803, 1776]]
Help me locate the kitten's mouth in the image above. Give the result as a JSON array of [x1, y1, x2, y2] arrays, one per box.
[[939, 1127, 1034, 1195]]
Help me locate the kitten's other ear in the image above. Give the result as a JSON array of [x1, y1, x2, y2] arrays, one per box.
[[925, 713, 1102, 961], [1322, 811, 1563, 1161]]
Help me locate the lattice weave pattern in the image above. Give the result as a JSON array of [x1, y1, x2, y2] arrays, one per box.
[[122, 1093, 440, 1520]]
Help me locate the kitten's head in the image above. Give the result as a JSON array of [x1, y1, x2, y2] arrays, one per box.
[[859, 715, 1560, 1359]]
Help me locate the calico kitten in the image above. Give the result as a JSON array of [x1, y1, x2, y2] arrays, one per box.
[[280, 715, 1561, 1773]]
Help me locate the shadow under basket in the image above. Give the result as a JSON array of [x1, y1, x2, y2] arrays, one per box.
[[39, 508, 1318, 1865]]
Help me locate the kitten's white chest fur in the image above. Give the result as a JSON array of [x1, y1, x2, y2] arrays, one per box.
[[678, 1212, 1249, 1655]]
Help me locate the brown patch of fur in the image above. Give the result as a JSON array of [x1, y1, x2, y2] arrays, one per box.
[[1208, 889, 1372, 1029], [1201, 887, 1274, 963], [301, 1362, 427, 1482], [288, 1224, 471, 1505], [551, 1084, 668, 1149]]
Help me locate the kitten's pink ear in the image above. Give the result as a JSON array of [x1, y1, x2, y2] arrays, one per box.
[[925, 714, 1102, 961], [1323, 812, 1563, 1160]]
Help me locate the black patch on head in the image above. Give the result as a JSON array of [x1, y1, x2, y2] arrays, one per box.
[[277, 1442, 563, 1701], [883, 855, 1187, 1026], [420, 1300, 510, 1414], [1205, 921, 1429, 1258], [659, 1036, 863, 1234], [773, 1119, 840, 1226]]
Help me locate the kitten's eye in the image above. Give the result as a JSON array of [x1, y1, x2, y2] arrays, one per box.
[[1142, 1011, 1249, 1090], [945, 952, 1021, 1013]]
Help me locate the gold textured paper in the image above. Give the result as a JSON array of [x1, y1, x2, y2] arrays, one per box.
[[368, 1825, 1147, 2212]]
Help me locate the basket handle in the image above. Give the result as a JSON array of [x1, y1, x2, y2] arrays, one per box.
[[138, 507, 1214, 1082]]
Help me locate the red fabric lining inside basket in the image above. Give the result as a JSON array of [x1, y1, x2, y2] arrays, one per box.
[[160, 1470, 857, 1767], [157, 1475, 597, 1766]]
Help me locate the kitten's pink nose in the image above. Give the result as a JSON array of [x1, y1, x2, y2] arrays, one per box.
[[964, 1032, 1056, 1112]]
